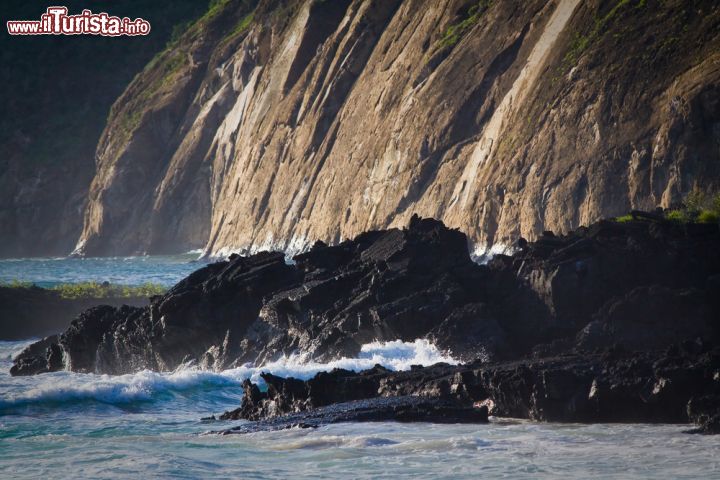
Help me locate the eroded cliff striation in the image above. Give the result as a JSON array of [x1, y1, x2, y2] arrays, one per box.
[[74, 0, 720, 257]]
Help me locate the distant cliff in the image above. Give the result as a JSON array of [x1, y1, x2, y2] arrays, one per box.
[[0, 0, 209, 257], [12, 0, 720, 258]]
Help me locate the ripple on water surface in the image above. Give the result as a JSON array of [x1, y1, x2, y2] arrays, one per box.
[[0, 254, 207, 287], [2, 339, 720, 478]]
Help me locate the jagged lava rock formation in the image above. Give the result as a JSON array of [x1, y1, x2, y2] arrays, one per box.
[[14, 217, 490, 374], [74, 0, 720, 257], [13, 214, 720, 375], [219, 345, 720, 433], [12, 214, 720, 430], [217, 393, 490, 433]]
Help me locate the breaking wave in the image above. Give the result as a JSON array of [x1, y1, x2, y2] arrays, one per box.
[[0, 339, 456, 411]]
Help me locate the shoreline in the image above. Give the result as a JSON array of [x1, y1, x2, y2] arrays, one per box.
[[9, 213, 720, 434]]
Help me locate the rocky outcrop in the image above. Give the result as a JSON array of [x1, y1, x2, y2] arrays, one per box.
[[216, 395, 489, 434], [0, 285, 149, 341], [12, 213, 720, 377], [9, 335, 63, 377], [14, 216, 492, 374], [576, 286, 713, 352], [220, 342, 719, 432], [73, 0, 720, 257], [687, 394, 720, 434], [12, 213, 720, 431]]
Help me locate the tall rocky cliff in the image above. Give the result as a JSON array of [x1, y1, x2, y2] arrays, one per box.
[[73, 0, 720, 257], [0, 0, 209, 257]]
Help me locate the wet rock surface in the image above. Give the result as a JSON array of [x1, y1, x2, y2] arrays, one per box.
[[11, 214, 720, 431], [14, 214, 720, 377], [219, 343, 719, 433], [214, 396, 489, 434], [687, 394, 720, 434], [13, 217, 491, 375]]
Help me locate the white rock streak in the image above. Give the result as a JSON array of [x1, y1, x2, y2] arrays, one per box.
[[451, 0, 582, 209]]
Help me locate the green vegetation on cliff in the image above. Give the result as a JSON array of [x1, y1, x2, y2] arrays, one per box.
[[562, 0, 641, 72], [437, 0, 493, 49], [669, 189, 720, 224], [222, 10, 256, 43], [614, 189, 720, 225], [114, 0, 258, 143]]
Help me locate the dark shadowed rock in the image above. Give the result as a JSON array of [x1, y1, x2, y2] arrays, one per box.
[[9, 335, 60, 376], [13, 217, 490, 375], [687, 395, 720, 434], [220, 346, 719, 431], [215, 396, 489, 434], [10, 215, 720, 433], [577, 286, 714, 352], [0, 286, 149, 341], [427, 303, 506, 363], [12, 215, 720, 382]]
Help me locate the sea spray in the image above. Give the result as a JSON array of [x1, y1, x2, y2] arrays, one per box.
[[2, 343, 719, 479], [0, 339, 456, 411]]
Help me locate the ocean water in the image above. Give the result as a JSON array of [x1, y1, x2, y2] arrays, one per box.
[[1, 258, 720, 479], [0, 253, 207, 288], [3, 339, 719, 479]]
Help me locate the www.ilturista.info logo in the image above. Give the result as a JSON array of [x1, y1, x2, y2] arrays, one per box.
[[7, 6, 151, 36]]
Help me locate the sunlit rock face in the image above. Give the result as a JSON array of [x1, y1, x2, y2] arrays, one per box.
[[75, 0, 720, 257]]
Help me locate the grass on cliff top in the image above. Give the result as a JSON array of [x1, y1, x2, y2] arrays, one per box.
[[0, 281, 166, 300], [614, 190, 720, 225]]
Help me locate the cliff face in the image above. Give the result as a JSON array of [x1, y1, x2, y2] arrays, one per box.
[[0, 0, 210, 257], [74, 0, 720, 257]]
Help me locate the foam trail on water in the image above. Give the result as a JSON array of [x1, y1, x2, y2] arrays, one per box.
[[0, 339, 456, 410]]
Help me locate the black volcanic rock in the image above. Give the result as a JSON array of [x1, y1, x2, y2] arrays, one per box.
[[11, 214, 720, 432], [9, 335, 61, 376], [577, 286, 713, 352], [216, 396, 489, 434], [11, 213, 720, 408], [493, 219, 720, 353], [221, 345, 719, 431], [12, 216, 491, 375], [687, 395, 720, 434]]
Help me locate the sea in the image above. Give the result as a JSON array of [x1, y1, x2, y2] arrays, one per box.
[[1, 256, 719, 479]]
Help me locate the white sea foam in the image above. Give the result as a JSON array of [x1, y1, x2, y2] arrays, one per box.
[[218, 338, 458, 384], [470, 242, 516, 264], [0, 339, 456, 409]]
